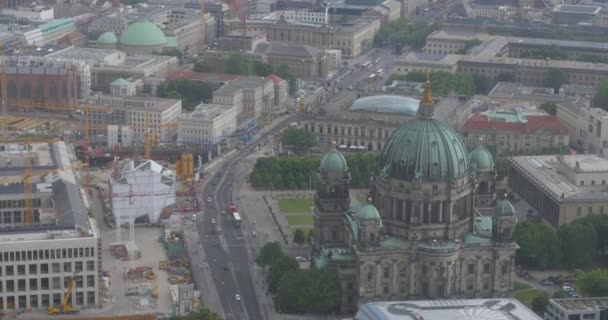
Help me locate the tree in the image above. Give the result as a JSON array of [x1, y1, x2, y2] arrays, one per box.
[[275, 64, 297, 96], [156, 47, 183, 60], [256, 242, 284, 267], [293, 229, 306, 245], [226, 53, 254, 75], [249, 154, 377, 190], [558, 222, 597, 268], [578, 269, 608, 297], [545, 68, 568, 94], [275, 268, 341, 314], [169, 308, 223, 320], [540, 102, 557, 115], [373, 18, 439, 50], [531, 292, 549, 314], [592, 78, 608, 111], [253, 61, 274, 77], [268, 255, 299, 293], [306, 230, 313, 244], [194, 61, 212, 73], [515, 222, 562, 269], [497, 72, 516, 82], [157, 79, 216, 111], [576, 214, 608, 256], [552, 290, 566, 299], [281, 128, 317, 150]]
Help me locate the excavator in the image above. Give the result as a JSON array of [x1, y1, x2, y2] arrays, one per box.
[[48, 273, 79, 315]]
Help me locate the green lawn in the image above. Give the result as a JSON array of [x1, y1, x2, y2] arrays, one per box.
[[357, 193, 369, 205], [286, 215, 314, 225], [514, 289, 544, 307], [514, 281, 532, 291], [278, 198, 314, 213]]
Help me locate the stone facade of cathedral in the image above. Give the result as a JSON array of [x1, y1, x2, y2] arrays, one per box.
[[311, 81, 518, 314]]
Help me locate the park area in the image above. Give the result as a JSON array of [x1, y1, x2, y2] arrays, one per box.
[[278, 198, 314, 237]]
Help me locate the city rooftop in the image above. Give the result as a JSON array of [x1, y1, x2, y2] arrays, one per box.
[[508, 155, 608, 201]]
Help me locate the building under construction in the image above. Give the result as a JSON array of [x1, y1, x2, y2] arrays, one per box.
[[0, 140, 101, 311], [0, 56, 91, 112]]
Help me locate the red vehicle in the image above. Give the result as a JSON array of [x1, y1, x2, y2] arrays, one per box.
[[229, 204, 237, 214]]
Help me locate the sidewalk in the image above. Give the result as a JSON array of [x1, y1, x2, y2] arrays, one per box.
[[184, 225, 225, 317]]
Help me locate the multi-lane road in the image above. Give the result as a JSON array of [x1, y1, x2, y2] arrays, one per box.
[[189, 47, 400, 320], [193, 113, 303, 320]]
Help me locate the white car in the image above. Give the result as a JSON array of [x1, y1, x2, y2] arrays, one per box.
[[192, 214, 197, 221], [221, 210, 226, 215], [207, 197, 212, 203], [235, 294, 241, 301], [211, 218, 216, 224]]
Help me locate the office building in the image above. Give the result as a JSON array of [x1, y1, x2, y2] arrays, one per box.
[[254, 42, 329, 79], [84, 95, 182, 143], [178, 104, 237, 144], [0, 141, 100, 312], [508, 154, 608, 227]]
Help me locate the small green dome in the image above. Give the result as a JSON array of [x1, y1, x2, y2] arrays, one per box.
[[377, 119, 469, 181], [357, 204, 382, 224], [320, 149, 348, 173], [97, 32, 118, 44], [119, 21, 167, 47], [494, 199, 516, 217], [470, 145, 494, 171]]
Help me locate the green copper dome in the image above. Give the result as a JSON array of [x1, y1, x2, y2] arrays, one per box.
[[97, 32, 118, 44], [320, 149, 348, 173], [377, 81, 469, 182], [494, 199, 516, 217], [470, 145, 494, 171], [357, 204, 382, 225], [119, 21, 167, 47]]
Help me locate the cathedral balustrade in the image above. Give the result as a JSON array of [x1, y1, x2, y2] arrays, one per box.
[[416, 239, 462, 254]]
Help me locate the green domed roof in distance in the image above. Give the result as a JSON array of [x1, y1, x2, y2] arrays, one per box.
[[377, 119, 469, 181], [119, 21, 167, 47], [320, 149, 348, 173], [357, 204, 382, 225], [470, 145, 494, 171], [97, 31, 118, 44], [494, 199, 516, 217]]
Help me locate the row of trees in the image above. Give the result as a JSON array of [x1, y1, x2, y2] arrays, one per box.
[[157, 79, 217, 111], [592, 79, 608, 110], [387, 71, 477, 97], [374, 18, 439, 51], [196, 54, 297, 96], [281, 128, 317, 150], [516, 213, 608, 269], [256, 242, 340, 314], [249, 153, 377, 190]]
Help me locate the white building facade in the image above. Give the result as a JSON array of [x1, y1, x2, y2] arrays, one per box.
[[178, 104, 237, 144]]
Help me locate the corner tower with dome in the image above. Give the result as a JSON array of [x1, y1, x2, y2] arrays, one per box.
[[311, 80, 518, 314]]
